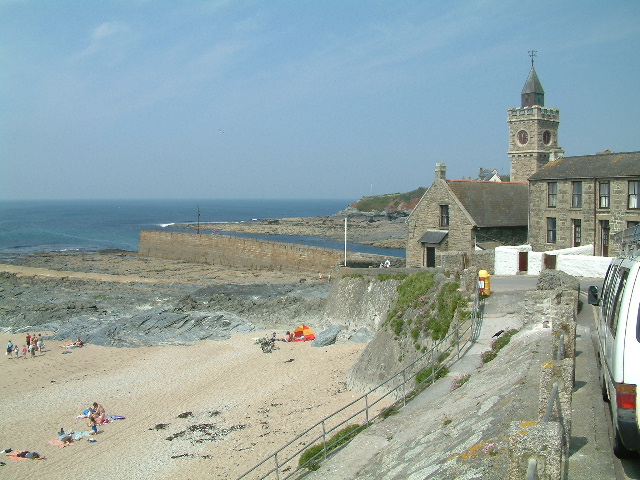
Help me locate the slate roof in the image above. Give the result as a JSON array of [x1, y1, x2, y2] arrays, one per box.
[[419, 230, 448, 244], [522, 66, 544, 96], [529, 151, 640, 181], [447, 180, 528, 228]]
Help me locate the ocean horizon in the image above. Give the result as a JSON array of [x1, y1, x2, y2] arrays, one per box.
[[0, 199, 405, 259]]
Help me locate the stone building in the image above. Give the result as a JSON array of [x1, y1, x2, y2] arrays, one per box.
[[406, 163, 528, 267], [508, 60, 564, 183], [407, 55, 638, 267], [528, 151, 640, 256]]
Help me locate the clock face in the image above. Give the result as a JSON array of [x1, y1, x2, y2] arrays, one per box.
[[517, 130, 529, 145], [543, 130, 552, 145]]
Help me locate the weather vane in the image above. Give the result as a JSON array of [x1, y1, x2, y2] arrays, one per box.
[[528, 50, 537, 67]]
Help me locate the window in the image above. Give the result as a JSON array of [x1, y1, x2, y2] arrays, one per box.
[[629, 181, 640, 209], [610, 269, 629, 335], [547, 182, 557, 207], [599, 181, 610, 208], [440, 205, 449, 227], [573, 219, 582, 246], [547, 217, 557, 243], [571, 181, 583, 208]]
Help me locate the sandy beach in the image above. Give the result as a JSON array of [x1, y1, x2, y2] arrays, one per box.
[[0, 255, 379, 479], [0, 332, 369, 480]]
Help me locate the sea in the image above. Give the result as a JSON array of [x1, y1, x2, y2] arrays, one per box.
[[0, 199, 405, 260]]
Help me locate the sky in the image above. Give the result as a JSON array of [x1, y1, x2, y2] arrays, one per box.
[[1, 1, 639, 201]]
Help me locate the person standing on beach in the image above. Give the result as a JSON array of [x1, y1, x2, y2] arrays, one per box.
[[26, 333, 31, 348], [30, 335, 38, 356], [37, 334, 44, 353], [14, 345, 19, 359], [6, 340, 13, 356], [22, 344, 27, 358]]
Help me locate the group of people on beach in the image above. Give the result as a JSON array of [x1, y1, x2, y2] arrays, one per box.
[[86, 402, 105, 435], [5, 335, 87, 360], [5, 333, 45, 359], [59, 401, 106, 444]]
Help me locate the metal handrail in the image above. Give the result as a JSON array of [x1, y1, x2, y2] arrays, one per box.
[[237, 280, 484, 480]]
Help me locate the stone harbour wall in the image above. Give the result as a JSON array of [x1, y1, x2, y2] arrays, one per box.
[[139, 231, 386, 272]]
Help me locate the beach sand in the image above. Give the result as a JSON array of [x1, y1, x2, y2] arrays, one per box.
[[0, 256, 382, 479], [0, 332, 370, 479]]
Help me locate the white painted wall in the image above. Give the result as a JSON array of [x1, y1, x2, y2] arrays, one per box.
[[494, 245, 531, 275], [495, 244, 612, 278]]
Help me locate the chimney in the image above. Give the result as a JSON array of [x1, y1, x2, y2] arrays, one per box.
[[549, 148, 565, 163], [435, 163, 446, 181]]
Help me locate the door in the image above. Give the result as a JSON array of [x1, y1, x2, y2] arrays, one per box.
[[543, 254, 557, 270], [426, 247, 436, 268], [518, 251, 528, 272]]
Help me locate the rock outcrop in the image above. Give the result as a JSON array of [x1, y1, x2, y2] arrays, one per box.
[[321, 276, 402, 337]]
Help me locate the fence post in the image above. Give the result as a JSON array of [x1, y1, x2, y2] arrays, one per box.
[[365, 394, 370, 425], [322, 420, 328, 459], [456, 318, 460, 361], [402, 368, 407, 407], [274, 452, 280, 480], [430, 348, 435, 385]]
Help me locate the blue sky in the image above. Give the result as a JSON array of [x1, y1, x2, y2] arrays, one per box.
[[1, 1, 639, 200]]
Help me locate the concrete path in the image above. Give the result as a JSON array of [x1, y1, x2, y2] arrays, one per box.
[[301, 277, 621, 479]]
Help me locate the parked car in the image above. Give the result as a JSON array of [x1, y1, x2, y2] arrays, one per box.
[[589, 246, 640, 458]]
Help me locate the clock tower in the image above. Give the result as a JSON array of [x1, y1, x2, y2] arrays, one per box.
[[508, 52, 562, 183]]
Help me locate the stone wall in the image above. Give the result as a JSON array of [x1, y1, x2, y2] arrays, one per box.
[[139, 231, 395, 272], [140, 231, 348, 272]]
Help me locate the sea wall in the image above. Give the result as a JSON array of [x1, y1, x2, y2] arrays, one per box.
[[139, 231, 387, 273]]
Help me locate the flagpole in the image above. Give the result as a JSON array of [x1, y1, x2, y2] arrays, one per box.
[[344, 217, 347, 267]]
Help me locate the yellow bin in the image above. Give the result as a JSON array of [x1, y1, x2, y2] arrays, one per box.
[[479, 270, 491, 295]]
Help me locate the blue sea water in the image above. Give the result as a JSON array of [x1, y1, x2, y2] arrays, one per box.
[[0, 199, 404, 259]]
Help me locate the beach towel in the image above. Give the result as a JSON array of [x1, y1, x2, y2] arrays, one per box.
[[48, 438, 74, 448], [6, 451, 45, 461]]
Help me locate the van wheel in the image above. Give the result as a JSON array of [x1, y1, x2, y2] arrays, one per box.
[[613, 426, 634, 459]]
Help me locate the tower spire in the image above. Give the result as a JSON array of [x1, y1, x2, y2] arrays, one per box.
[[521, 51, 544, 107]]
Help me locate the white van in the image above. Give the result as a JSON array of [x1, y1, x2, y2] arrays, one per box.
[[589, 229, 640, 458]]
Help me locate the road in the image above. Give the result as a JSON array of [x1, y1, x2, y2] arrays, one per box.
[[492, 276, 640, 479], [577, 278, 640, 480]]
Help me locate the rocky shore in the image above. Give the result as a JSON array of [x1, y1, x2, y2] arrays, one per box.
[[0, 252, 378, 480], [170, 207, 409, 249], [0, 251, 335, 347]]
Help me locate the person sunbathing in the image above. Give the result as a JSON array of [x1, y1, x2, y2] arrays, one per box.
[[59, 337, 84, 348]]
